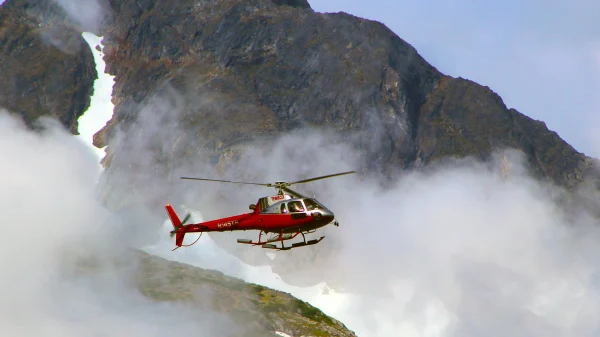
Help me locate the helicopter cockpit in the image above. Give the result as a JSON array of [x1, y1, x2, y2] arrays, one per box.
[[262, 198, 328, 215]]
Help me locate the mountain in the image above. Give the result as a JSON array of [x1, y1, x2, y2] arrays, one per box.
[[2, 0, 600, 299], [2, 0, 595, 188]]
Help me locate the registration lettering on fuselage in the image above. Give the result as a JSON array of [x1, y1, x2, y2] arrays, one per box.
[[217, 220, 239, 229]]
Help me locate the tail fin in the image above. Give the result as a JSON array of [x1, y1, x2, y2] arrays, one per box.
[[165, 203, 185, 248]]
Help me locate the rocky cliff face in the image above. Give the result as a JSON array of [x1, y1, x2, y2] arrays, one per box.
[[90, 0, 595, 195], [0, 1, 97, 133], [2, 0, 592, 189], [415, 76, 593, 189]]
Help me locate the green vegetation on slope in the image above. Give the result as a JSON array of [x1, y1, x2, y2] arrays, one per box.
[[132, 250, 355, 337]]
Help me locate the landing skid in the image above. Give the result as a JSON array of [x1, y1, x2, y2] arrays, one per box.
[[262, 236, 325, 251], [237, 230, 325, 250]]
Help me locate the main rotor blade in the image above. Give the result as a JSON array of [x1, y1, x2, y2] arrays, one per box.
[[180, 177, 270, 186], [287, 171, 356, 185]]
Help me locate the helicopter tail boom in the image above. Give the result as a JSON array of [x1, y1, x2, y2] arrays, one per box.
[[165, 204, 250, 249]]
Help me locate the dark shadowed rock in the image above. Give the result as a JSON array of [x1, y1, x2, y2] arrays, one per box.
[[270, 0, 311, 9], [95, 0, 441, 176], [92, 0, 592, 193], [0, 1, 97, 133]]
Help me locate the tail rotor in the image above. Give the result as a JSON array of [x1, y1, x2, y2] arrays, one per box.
[[169, 212, 191, 238], [165, 204, 201, 250]]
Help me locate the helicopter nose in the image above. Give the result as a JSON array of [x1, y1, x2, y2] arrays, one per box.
[[311, 211, 334, 224]]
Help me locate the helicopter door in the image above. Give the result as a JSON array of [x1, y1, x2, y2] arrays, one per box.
[[287, 200, 307, 220]]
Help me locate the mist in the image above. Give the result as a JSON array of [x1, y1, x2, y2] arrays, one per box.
[[241, 136, 600, 337], [316, 155, 600, 336], [224, 135, 600, 337], [97, 83, 600, 336], [55, 0, 107, 33], [0, 110, 240, 336]]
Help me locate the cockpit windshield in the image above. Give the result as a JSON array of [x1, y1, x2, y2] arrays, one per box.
[[287, 200, 305, 213], [303, 198, 324, 211], [261, 198, 325, 214]]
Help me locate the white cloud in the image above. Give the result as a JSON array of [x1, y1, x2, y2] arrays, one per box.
[[0, 111, 240, 336], [109, 99, 600, 336], [242, 138, 600, 337], [86, 69, 600, 335]]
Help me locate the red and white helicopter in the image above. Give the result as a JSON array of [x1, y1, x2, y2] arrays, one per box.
[[165, 171, 355, 251]]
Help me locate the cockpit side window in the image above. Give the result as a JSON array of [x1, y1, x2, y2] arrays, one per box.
[[280, 203, 288, 213], [287, 201, 305, 213], [303, 198, 320, 211], [262, 201, 284, 214]]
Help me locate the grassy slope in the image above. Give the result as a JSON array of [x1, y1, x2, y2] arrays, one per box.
[[133, 250, 356, 337]]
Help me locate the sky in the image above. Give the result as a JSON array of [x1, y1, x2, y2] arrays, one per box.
[[308, 0, 600, 157]]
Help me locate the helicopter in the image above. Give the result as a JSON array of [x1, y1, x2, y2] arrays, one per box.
[[165, 171, 355, 251]]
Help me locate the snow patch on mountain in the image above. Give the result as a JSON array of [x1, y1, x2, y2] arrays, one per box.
[[77, 32, 115, 164]]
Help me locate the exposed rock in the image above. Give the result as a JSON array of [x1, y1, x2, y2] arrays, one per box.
[[415, 76, 592, 189], [270, 0, 311, 9], [0, 1, 97, 134], [1, 0, 593, 191], [91, 0, 594, 200], [2, 0, 109, 34], [95, 0, 442, 177]]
